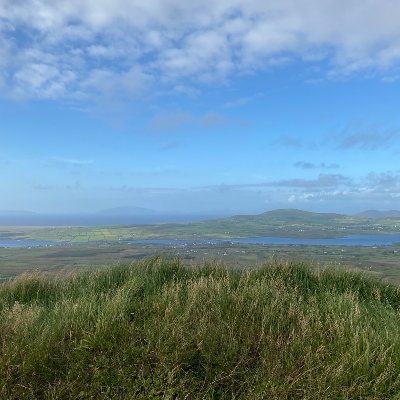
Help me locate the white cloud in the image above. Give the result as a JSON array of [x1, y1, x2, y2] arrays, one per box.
[[2, 0, 400, 100], [12, 63, 76, 98], [82, 67, 153, 98], [158, 29, 234, 82], [201, 170, 400, 205]]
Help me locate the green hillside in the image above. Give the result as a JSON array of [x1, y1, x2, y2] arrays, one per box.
[[3, 208, 400, 242], [2, 258, 400, 399], [166, 208, 399, 238]]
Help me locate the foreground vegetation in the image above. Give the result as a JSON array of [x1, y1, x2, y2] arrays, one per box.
[[2, 258, 400, 399]]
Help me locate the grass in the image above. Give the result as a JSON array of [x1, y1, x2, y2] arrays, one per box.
[[1, 257, 400, 398]]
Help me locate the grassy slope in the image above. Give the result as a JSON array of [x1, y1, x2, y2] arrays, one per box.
[[2, 258, 400, 399]]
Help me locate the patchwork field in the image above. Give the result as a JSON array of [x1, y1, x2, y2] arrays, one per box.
[[1, 241, 400, 284], [1, 209, 400, 243]]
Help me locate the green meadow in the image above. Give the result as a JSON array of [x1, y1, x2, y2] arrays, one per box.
[[2, 257, 400, 399]]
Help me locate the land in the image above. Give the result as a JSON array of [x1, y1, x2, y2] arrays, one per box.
[[0, 209, 399, 284], [2, 258, 400, 399], [1, 209, 400, 243], [0, 241, 399, 284], [2, 209, 400, 398]]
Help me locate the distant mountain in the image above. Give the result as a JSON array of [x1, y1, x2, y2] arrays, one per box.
[[216, 209, 348, 225], [259, 209, 346, 220], [97, 206, 158, 215], [355, 210, 400, 219], [156, 208, 360, 239], [98, 207, 400, 239], [0, 210, 37, 215]]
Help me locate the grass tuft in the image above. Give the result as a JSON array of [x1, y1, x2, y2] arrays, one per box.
[[1, 258, 400, 399]]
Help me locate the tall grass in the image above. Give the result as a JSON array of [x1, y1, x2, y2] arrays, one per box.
[[1, 257, 400, 399]]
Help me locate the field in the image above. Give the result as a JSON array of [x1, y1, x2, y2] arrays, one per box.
[[2, 258, 400, 399], [1, 209, 400, 284], [1, 241, 400, 284], [1, 210, 400, 399], [1, 209, 400, 243]]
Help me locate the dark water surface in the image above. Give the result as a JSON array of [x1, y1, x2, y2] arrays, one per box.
[[1, 234, 400, 248], [0, 240, 62, 248]]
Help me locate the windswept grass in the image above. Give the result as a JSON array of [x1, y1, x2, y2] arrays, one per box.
[[1, 257, 400, 399]]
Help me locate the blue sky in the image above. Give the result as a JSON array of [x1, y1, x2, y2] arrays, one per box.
[[1, 0, 400, 214]]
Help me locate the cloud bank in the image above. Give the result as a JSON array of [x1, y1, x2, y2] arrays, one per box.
[[2, 0, 400, 100]]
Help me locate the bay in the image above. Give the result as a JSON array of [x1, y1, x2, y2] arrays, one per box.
[[1, 234, 400, 248]]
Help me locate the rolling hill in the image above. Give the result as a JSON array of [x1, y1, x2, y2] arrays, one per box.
[[356, 209, 400, 219], [4, 208, 400, 242]]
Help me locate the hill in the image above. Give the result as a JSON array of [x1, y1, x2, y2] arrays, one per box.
[[260, 208, 345, 220], [137, 208, 376, 239], [2, 258, 400, 399], [356, 209, 400, 219], [6, 208, 400, 242]]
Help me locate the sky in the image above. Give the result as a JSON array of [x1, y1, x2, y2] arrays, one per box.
[[1, 0, 400, 215]]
